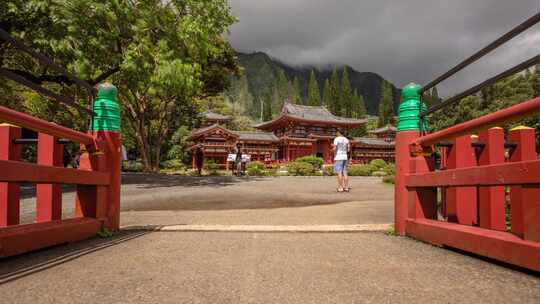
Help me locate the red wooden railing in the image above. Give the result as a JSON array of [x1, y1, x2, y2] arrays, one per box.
[[397, 97, 540, 271], [0, 105, 120, 257]]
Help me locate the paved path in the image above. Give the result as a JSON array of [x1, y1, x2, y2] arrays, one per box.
[[0, 231, 538, 303], [5, 175, 539, 303]]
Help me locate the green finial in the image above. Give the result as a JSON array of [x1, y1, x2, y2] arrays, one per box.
[[92, 83, 121, 132], [397, 82, 426, 131]]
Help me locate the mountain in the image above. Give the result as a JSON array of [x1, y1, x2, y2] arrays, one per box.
[[232, 51, 400, 117]]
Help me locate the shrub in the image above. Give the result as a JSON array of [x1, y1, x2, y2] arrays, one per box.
[[123, 160, 144, 172], [382, 175, 395, 184], [383, 163, 396, 176], [288, 161, 315, 176], [246, 161, 267, 176], [323, 165, 335, 176], [369, 159, 387, 172], [295, 155, 324, 170], [348, 164, 372, 176], [372, 170, 388, 177], [206, 160, 220, 176], [161, 159, 186, 170]]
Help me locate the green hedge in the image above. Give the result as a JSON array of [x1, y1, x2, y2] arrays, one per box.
[[288, 161, 316, 176], [206, 160, 220, 176], [246, 161, 267, 176], [348, 164, 372, 176], [295, 155, 324, 170]]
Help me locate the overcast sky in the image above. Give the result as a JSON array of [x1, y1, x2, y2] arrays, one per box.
[[228, 0, 540, 96]]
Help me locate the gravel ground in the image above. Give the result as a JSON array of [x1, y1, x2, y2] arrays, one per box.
[[0, 231, 538, 304], [19, 174, 395, 226]]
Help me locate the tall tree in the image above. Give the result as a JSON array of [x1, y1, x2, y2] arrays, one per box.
[[307, 70, 321, 106], [378, 80, 394, 127], [292, 76, 302, 104], [341, 67, 352, 116], [275, 69, 289, 110], [352, 89, 367, 118], [262, 90, 272, 121], [328, 68, 341, 114], [1, 0, 239, 172], [322, 78, 331, 108]]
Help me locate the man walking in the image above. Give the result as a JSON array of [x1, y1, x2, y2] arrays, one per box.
[[332, 131, 350, 192]]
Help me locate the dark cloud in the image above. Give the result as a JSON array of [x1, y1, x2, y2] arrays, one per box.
[[228, 0, 540, 96]]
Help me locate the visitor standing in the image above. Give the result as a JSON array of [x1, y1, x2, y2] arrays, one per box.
[[195, 144, 204, 175], [332, 131, 350, 192], [235, 143, 243, 176]]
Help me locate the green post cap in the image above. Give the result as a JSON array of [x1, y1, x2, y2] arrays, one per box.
[[397, 82, 427, 131], [92, 83, 121, 132]]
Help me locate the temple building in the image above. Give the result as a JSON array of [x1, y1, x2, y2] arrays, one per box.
[[187, 106, 396, 169], [255, 103, 366, 163], [350, 124, 396, 164]]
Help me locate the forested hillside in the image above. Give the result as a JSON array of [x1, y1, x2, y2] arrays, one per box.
[[225, 52, 401, 120]]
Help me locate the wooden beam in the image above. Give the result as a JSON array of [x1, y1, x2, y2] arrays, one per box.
[[406, 219, 540, 272], [0, 217, 101, 257], [406, 159, 540, 187], [0, 160, 110, 185]]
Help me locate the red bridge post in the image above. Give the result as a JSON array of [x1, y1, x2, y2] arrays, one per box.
[[446, 135, 478, 225], [508, 126, 537, 238], [0, 124, 21, 226], [477, 127, 505, 231], [36, 133, 64, 222]]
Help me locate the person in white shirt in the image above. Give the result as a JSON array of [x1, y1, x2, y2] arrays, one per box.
[[332, 131, 350, 192]]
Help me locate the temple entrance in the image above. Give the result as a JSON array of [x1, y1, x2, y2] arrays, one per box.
[[316, 139, 332, 163]]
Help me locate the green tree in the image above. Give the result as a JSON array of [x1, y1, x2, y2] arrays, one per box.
[[341, 67, 352, 116], [352, 89, 367, 118], [1, 0, 239, 172], [378, 80, 394, 127], [262, 90, 272, 121], [328, 68, 341, 114], [292, 76, 302, 104], [307, 70, 321, 106], [322, 78, 331, 108], [275, 69, 289, 111]]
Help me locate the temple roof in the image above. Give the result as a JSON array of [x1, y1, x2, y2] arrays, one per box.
[[202, 111, 230, 121], [255, 103, 367, 129], [188, 123, 238, 140], [352, 137, 395, 147], [369, 124, 397, 134], [234, 131, 279, 142]]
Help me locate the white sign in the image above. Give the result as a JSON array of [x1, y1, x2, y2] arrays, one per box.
[[227, 154, 251, 162]]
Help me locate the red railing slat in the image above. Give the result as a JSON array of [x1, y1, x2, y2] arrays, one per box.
[[0, 159, 110, 185], [0, 106, 94, 144], [414, 96, 540, 146]]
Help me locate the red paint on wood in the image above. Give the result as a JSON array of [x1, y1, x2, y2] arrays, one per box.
[[446, 135, 478, 226], [522, 185, 540, 242], [508, 127, 536, 237], [408, 157, 437, 221], [0, 106, 94, 144], [406, 159, 540, 187], [477, 128, 506, 231], [0, 159, 109, 185], [414, 96, 540, 147], [395, 130, 420, 235], [36, 133, 64, 222], [0, 217, 101, 257], [406, 218, 540, 272], [0, 125, 21, 227]]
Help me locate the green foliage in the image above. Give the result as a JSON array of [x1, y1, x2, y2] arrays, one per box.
[[97, 227, 113, 238], [385, 225, 397, 236], [292, 77, 302, 104], [295, 155, 324, 170], [307, 70, 321, 105], [288, 161, 316, 176], [2, 0, 239, 173], [370, 159, 388, 171], [161, 159, 186, 171], [378, 80, 394, 127], [382, 163, 396, 176], [167, 126, 191, 161], [348, 164, 372, 176], [328, 68, 341, 114], [341, 67, 352, 117], [246, 161, 267, 176], [206, 160, 220, 176], [322, 78, 331, 108]]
